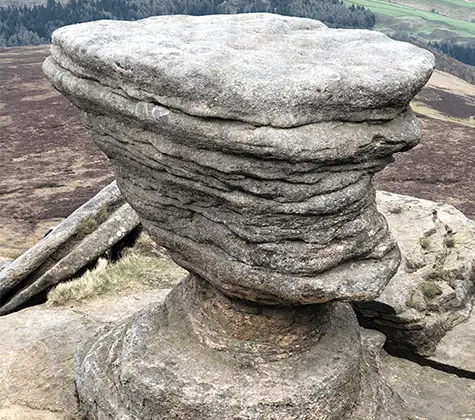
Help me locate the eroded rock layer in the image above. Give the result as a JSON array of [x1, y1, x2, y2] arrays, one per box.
[[42, 13, 434, 304], [46, 14, 434, 126], [357, 192, 475, 356], [75, 275, 409, 420]]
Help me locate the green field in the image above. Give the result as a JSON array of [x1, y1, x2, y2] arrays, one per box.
[[345, 0, 475, 38], [389, 0, 475, 21]]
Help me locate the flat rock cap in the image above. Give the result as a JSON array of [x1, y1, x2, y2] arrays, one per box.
[[50, 13, 435, 127]]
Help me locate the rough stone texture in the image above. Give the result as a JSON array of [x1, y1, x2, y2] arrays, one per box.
[[352, 329, 409, 420], [4, 284, 471, 420], [43, 13, 434, 420], [357, 191, 475, 356], [429, 306, 475, 373], [42, 15, 436, 304], [0, 261, 11, 273], [0, 289, 170, 420], [2, 283, 471, 420], [0, 308, 88, 420], [47, 14, 434, 127], [76, 274, 409, 420], [0, 182, 140, 316], [381, 352, 475, 420]]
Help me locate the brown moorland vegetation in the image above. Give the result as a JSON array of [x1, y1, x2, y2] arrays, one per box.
[[375, 69, 475, 217], [0, 45, 113, 259]]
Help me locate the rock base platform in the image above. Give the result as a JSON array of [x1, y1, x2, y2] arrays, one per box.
[[75, 275, 408, 420]]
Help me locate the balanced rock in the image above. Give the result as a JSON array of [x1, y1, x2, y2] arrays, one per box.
[[43, 15, 435, 306], [44, 13, 434, 419], [0, 182, 140, 316], [357, 191, 475, 357]]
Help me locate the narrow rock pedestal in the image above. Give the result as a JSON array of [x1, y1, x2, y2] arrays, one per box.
[[44, 13, 435, 419]]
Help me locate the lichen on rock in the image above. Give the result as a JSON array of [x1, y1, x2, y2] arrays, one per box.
[[356, 191, 475, 357]]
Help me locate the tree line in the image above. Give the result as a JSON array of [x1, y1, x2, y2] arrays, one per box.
[[391, 31, 475, 67], [0, 0, 376, 47], [430, 40, 475, 67]]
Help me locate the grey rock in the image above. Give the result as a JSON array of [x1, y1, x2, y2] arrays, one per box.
[[356, 191, 475, 356], [429, 306, 475, 373], [380, 352, 475, 420], [75, 274, 410, 420], [0, 288, 170, 420], [47, 14, 434, 126], [0, 260, 11, 273], [0, 182, 120, 296], [0, 309, 87, 420], [0, 182, 140, 316], [352, 330, 409, 420], [43, 49, 429, 304]]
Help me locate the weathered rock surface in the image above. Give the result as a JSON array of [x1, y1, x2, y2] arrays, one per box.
[[381, 352, 475, 420], [42, 14, 436, 305], [429, 306, 475, 373], [3, 286, 471, 420], [0, 261, 11, 273], [0, 182, 140, 316], [46, 14, 433, 126], [357, 191, 475, 356], [0, 288, 170, 420], [44, 13, 434, 420], [76, 274, 409, 420]]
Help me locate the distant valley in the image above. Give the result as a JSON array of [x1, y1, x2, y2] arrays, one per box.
[[345, 0, 475, 66]]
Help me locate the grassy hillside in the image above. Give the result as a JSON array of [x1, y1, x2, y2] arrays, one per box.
[[412, 69, 475, 127], [344, 0, 475, 39], [389, 0, 475, 22]]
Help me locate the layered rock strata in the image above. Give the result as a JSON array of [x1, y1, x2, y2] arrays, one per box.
[[44, 13, 434, 419]]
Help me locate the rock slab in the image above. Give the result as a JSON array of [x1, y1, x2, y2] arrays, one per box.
[[381, 352, 475, 420], [47, 13, 433, 126], [2, 286, 470, 420], [0, 289, 170, 420], [357, 191, 475, 356], [0, 182, 140, 316], [429, 305, 475, 373]]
